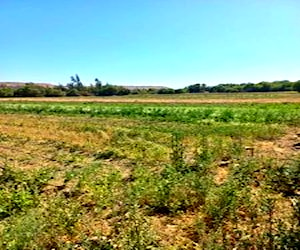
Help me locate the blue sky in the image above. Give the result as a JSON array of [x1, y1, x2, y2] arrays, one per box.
[[1, 0, 299, 88]]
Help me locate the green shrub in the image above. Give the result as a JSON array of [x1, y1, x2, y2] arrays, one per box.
[[0, 88, 14, 97]]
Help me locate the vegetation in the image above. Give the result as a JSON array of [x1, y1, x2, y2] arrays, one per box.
[[0, 102, 299, 125], [1, 76, 300, 98], [0, 97, 299, 249]]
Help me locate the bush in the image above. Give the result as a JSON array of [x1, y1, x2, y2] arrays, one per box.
[[157, 88, 175, 94], [45, 88, 65, 97], [66, 89, 80, 96], [0, 88, 14, 97], [14, 85, 46, 97]]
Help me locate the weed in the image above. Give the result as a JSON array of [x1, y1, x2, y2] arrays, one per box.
[[116, 205, 159, 250]]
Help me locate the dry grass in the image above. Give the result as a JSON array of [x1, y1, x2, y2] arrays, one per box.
[[1, 92, 300, 104]]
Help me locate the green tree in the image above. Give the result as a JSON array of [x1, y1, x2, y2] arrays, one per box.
[[187, 83, 206, 93], [69, 74, 84, 90], [95, 78, 102, 88], [294, 81, 300, 92], [0, 88, 14, 97]]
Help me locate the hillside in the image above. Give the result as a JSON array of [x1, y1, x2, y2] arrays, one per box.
[[0, 82, 54, 88], [121, 85, 168, 90]]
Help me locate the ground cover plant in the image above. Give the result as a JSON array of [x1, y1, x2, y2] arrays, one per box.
[[0, 96, 299, 249]]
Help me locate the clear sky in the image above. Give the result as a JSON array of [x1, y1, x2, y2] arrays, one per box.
[[1, 0, 299, 88]]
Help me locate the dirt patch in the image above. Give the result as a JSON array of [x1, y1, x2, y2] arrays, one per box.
[[151, 211, 198, 248], [214, 167, 230, 185], [254, 128, 300, 160]]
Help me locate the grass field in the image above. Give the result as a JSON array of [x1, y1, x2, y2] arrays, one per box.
[[0, 93, 299, 249]]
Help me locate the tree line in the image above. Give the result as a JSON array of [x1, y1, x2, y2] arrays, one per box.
[[0, 75, 300, 97]]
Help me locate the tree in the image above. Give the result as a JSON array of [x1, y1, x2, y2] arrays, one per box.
[[70, 74, 84, 90], [97, 84, 117, 96], [258, 82, 271, 92], [95, 78, 102, 88], [187, 83, 206, 93], [294, 81, 300, 92]]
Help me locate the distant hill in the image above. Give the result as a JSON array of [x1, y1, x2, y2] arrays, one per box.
[[0, 82, 54, 88], [122, 85, 168, 90]]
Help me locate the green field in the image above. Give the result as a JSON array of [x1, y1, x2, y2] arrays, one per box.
[[0, 98, 299, 249]]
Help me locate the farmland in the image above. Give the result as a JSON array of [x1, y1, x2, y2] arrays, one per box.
[[0, 93, 299, 249]]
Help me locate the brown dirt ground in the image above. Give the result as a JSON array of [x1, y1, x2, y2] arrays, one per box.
[[254, 128, 300, 160]]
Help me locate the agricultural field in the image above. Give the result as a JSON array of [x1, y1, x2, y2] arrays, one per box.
[[1, 91, 300, 104], [0, 93, 299, 249]]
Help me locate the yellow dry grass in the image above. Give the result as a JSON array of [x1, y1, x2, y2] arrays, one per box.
[[1, 92, 300, 104]]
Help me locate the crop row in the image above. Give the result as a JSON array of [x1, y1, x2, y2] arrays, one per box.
[[0, 102, 299, 124]]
